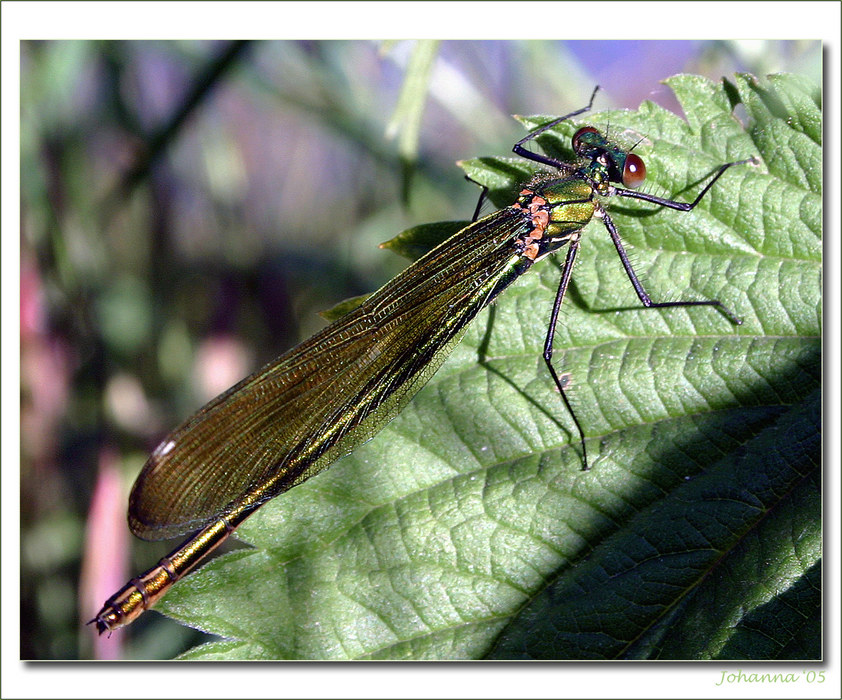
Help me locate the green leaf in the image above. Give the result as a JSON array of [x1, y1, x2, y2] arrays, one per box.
[[317, 292, 372, 322], [157, 73, 821, 660], [380, 220, 470, 261]]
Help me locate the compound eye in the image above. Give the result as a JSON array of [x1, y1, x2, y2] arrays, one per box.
[[572, 126, 600, 154], [623, 153, 646, 188]]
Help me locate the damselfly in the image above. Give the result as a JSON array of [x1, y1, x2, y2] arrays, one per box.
[[91, 86, 752, 633]]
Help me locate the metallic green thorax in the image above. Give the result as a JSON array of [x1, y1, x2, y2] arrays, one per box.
[[513, 175, 599, 261]]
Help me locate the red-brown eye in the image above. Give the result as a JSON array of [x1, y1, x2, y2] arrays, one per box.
[[572, 126, 600, 154], [623, 153, 646, 188]]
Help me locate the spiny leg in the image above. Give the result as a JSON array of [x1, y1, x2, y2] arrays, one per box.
[[463, 174, 490, 223], [613, 157, 757, 211], [513, 86, 601, 170], [471, 85, 603, 219], [600, 207, 742, 325], [542, 237, 590, 470]]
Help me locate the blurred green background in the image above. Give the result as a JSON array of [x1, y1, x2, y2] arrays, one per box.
[[19, 39, 820, 660]]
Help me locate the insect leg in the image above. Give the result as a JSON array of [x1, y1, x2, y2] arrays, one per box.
[[600, 208, 742, 325], [463, 174, 490, 222], [613, 157, 756, 211], [513, 85, 600, 170], [543, 237, 590, 470]]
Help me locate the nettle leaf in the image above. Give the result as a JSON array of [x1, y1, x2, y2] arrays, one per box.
[[158, 73, 821, 660]]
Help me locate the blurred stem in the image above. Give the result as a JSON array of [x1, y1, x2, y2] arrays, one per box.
[[386, 40, 440, 204], [100, 40, 252, 228]]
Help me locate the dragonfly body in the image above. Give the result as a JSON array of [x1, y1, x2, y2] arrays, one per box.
[[129, 179, 591, 541], [92, 87, 750, 633], [91, 176, 592, 632]]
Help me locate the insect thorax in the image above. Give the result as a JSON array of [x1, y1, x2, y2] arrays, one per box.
[[512, 175, 596, 261]]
